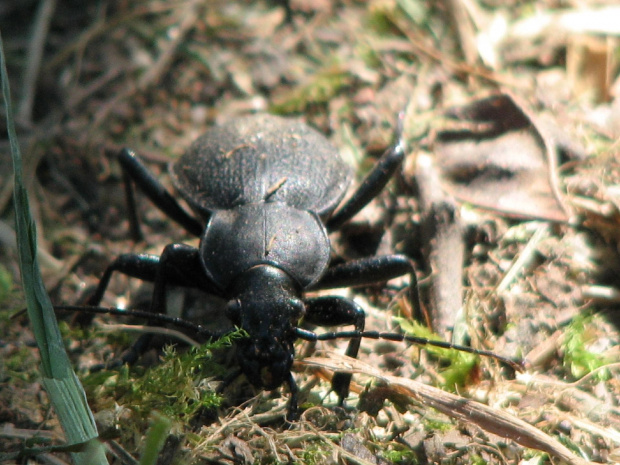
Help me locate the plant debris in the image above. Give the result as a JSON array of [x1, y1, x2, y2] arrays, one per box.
[[1, 0, 619, 464]]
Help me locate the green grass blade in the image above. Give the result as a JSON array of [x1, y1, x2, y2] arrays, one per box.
[[139, 414, 172, 465], [0, 30, 108, 464]]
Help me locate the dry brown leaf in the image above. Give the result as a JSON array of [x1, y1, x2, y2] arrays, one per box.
[[434, 93, 570, 222]]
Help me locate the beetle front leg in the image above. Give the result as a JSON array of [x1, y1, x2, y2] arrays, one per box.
[[150, 243, 217, 315], [86, 253, 160, 306], [303, 296, 365, 403], [77, 253, 164, 340], [286, 372, 300, 422], [86, 247, 218, 307], [86, 245, 219, 370], [311, 254, 420, 319]]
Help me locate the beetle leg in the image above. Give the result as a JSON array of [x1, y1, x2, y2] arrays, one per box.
[[286, 372, 300, 422], [303, 296, 365, 403], [326, 114, 405, 232], [88, 333, 153, 372], [80, 254, 159, 360], [86, 253, 160, 306], [150, 243, 218, 315], [118, 148, 204, 239], [86, 248, 219, 306], [85, 246, 221, 370], [310, 254, 421, 319]]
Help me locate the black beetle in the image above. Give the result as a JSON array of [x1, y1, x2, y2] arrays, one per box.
[[84, 113, 421, 420]]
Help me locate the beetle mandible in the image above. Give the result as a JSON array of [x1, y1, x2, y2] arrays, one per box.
[[86, 113, 418, 420]]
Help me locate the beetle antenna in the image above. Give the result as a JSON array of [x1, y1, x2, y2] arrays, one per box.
[[294, 328, 523, 372], [53, 306, 523, 371], [52, 305, 222, 339]]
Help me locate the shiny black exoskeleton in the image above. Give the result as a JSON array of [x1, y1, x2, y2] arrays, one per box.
[[87, 114, 418, 420]]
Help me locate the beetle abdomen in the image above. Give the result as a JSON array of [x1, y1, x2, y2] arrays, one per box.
[[200, 203, 331, 290], [170, 114, 352, 218]]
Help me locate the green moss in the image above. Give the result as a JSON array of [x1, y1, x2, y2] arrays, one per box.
[[0, 263, 13, 304], [382, 446, 418, 464], [562, 314, 612, 380], [83, 330, 246, 422], [422, 417, 453, 433], [396, 318, 478, 391], [3, 345, 39, 382], [366, 2, 396, 35], [271, 65, 352, 114], [469, 454, 488, 465], [298, 442, 333, 465]]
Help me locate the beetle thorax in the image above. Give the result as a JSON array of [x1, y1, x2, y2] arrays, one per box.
[[199, 203, 331, 291]]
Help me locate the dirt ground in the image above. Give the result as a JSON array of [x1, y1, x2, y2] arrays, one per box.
[[1, 1, 619, 464]]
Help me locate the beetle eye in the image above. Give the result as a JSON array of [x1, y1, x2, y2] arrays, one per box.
[[226, 299, 242, 323], [290, 298, 305, 320]]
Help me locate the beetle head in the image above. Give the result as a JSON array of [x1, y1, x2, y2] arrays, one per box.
[[234, 332, 296, 390], [226, 265, 304, 390]]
